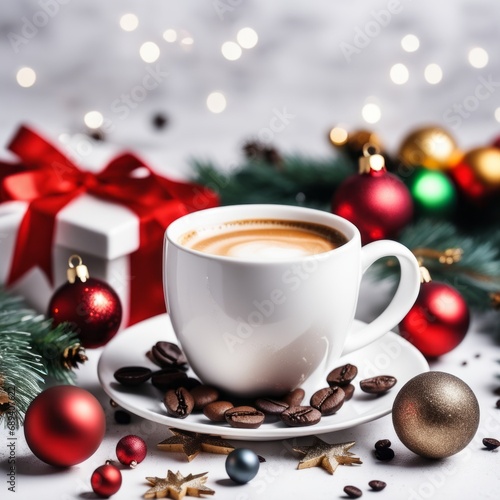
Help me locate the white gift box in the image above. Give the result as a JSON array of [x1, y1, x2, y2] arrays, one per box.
[[0, 194, 143, 329]]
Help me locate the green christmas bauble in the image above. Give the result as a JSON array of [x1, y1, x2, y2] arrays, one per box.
[[407, 168, 457, 216]]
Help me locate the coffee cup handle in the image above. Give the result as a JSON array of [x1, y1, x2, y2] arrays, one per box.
[[341, 240, 420, 355]]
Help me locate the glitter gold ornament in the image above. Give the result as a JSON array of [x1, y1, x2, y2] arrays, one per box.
[[460, 147, 500, 188], [143, 470, 214, 499], [398, 126, 461, 170], [328, 127, 384, 162], [392, 371, 479, 459], [293, 438, 362, 475]]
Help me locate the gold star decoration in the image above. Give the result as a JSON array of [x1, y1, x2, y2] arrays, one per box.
[[157, 428, 235, 461], [144, 470, 215, 500], [293, 438, 362, 475]]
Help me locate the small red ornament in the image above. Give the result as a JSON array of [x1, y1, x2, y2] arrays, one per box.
[[48, 255, 122, 348], [24, 386, 106, 467], [116, 435, 147, 467], [91, 462, 122, 498], [332, 146, 413, 244], [399, 267, 470, 358]]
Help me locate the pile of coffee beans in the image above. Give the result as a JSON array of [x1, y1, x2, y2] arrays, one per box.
[[113, 341, 397, 429]]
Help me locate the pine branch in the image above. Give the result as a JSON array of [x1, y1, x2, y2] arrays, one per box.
[[371, 219, 500, 310], [0, 331, 46, 427], [0, 288, 86, 427], [192, 154, 354, 210]]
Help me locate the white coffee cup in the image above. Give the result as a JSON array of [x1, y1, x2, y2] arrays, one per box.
[[164, 204, 420, 397]]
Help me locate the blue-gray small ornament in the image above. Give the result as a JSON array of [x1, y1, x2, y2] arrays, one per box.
[[225, 448, 260, 484]]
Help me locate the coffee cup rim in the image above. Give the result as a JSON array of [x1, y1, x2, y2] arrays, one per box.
[[166, 204, 360, 263]]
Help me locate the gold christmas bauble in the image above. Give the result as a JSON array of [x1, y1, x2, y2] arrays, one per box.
[[392, 371, 479, 459], [463, 147, 500, 187], [398, 126, 461, 170], [329, 127, 383, 159]]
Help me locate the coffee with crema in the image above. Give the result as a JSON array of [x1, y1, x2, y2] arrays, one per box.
[[180, 219, 348, 259]]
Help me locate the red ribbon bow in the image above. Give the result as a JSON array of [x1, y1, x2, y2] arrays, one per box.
[[1, 125, 219, 324]]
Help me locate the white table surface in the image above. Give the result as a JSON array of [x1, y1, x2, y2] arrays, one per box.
[[3, 278, 500, 500]]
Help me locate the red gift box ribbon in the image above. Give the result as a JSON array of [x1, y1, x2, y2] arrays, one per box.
[[0, 125, 219, 325]]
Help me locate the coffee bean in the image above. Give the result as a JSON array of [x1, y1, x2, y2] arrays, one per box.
[[369, 480, 387, 491], [374, 439, 391, 450], [203, 401, 234, 422], [281, 406, 322, 427], [283, 388, 305, 407], [344, 485, 362, 498], [190, 385, 219, 410], [343, 384, 355, 401], [225, 406, 265, 429], [152, 341, 188, 369], [310, 386, 345, 415], [327, 363, 358, 386], [360, 375, 397, 395], [493, 387, 500, 396], [483, 437, 500, 450], [114, 366, 152, 386], [496, 399, 500, 409], [151, 369, 188, 391], [255, 397, 289, 416], [374, 447, 395, 461], [114, 410, 131, 425], [164, 387, 194, 419]]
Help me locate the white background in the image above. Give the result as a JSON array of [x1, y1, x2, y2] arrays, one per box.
[[1, 0, 500, 176], [1, 1, 500, 499]]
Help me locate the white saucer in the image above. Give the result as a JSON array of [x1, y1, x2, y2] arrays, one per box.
[[98, 314, 428, 441]]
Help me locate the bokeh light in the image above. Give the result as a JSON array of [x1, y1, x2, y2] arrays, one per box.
[[390, 63, 409, 84], [119, 13, 139, 32], [468, 47, 488, 68], [237, 27, 258, 49], [401, 34, 420, 52], [424, 63, 443, 84], [221, 41, 242, 61], [206, 92, 227, 113], [140, 42, 160, 62], [84, 111, 104, 129], [329, 127, 348, 146], [362, 103, 381, 124], [16, 67, 36, 87], [163, 29, 177, 43]]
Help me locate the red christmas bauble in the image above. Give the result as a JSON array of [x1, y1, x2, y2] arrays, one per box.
[[48, 277, 122, 348], [24, 386, 106, 467], [91, 463, 122, 498], [332, 168, 413, 244], [399, 281, 470, 358], [116, 435, 147, 467]]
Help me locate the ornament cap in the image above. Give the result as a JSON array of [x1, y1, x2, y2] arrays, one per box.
[[67, 255, 89, 283], [359, 144, 386, 174], [419, 266, 432, 284]]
